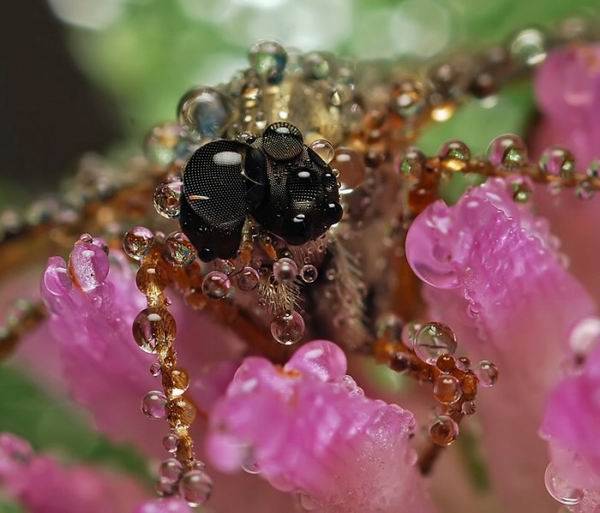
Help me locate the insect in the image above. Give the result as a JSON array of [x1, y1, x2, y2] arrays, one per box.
[[179, 122, 343, 262]]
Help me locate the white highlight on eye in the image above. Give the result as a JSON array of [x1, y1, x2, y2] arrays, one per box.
[[275, 126, 291, 134], [213, 151, 242, 166]]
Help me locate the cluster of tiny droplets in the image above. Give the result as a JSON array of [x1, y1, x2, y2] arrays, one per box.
[[123, 226, 213, 507], [401, 133, 600, 217], [375, 316, 497, 447]]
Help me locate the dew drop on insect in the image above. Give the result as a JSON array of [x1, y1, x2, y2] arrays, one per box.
[[236, 266, 260, 291], [300, 264, 318, 283], [179, 469, 213, 507], [271, 311, 305, 345], [202, 271, 231, 299], [142, 390, 167, 419], [273, 257, 298, 282], [123, 226, 155, 261]]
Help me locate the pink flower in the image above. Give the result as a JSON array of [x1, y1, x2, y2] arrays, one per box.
[[532, 44, 600, 167], [0, 433, 146, 513], [540, 337, 600, 510], [40, 238, 244, 455], [532, 45, 600, 306], [206, 340, 434, 513], [39, 239, 295, 512], [406, 178, 596, 511]]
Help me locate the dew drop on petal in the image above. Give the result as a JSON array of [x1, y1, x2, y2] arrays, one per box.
[[544, 463, 584, 506], [202, 271, 231, 299]]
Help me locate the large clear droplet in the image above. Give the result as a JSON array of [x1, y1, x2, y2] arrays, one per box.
[[179, 469, 213, 507], [414, 322, 457, 364], [271, 311, 305, 345], [248, 40, 287, 84], [132, 307, 176, 354], [159, 458, 183, 484], [544, 463, 584, 506], [178, 87, 231, 138]]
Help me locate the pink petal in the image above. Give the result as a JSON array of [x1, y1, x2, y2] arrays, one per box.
[[406, 178, 597, 512], [206, 340, 434, 513], [0, 433, 146, 513]]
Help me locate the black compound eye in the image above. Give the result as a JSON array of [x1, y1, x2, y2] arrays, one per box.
[[261, 122, 304, 161], [180, 140, 267, 261]]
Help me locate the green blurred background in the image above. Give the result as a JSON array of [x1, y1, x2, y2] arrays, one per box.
[[1, 0, 599, 510], [3, 0, 600, 206]]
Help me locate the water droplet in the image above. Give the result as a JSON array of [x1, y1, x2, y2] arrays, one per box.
[[68, 241, 110, 292], [202, 271, 231, 299], [334, 147, 365, 193], [164, 232, 195, 267], [178, 87, 230, 138], [160, 457, 183, 484], [271, 311, 305, 345], [391, 79, 426, 117], [153, 179, 182, 219], [511, 181, 533, 203], [167, 368, 190, 398], [414, 322, 457, 364], [123, 226, 154, 261], [168, 397, 197, 427], [150, 362, 161, 377], [273, 258, 298, 282], [298, 492, 319, 511], [405, 202, 459, 289], [248, 40, 287, 84], [539, 147, 575, 179], [163, 433, 179, 454], [544, 463, 584, 506], [429, 415, 459, 446], [436, 354, 456, 372], [236, 266, 260, 291], [135, 262, 168, 296], [300, 264, 318, 284], [310, 138, 335, 164], [576, 179, 595, 200], [132, 307, 176, 354], [142, 390, 167, 419], [43, 258, 72, 296], [487, 134, 528, 168], [303, 51, 331, 80], [241, 457, 261, 474], [510, 27, 547, 66], [475, 360, 498, 387], [586, 160, 600, 178], [433, 374, 462, 404], [179, 469, 213, 507], [438, 140, 471, 171], [461, 400, 477, 415], [400, 147, 426, 178]]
